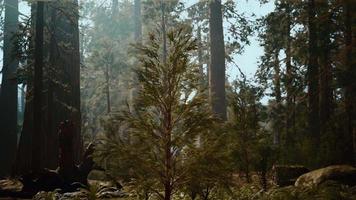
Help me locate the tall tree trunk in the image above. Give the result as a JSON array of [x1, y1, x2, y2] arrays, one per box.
[[285, 3, 295, 149], [344, 0, 355, 164], [19, 85, 26, 122], [105, 64, 111, 113], [130, 0, 142, 106], [209, 0, 226, 121], [14, 4, 36, 175], [64, 0, 81, 163], [32, 1, 45, 172], [273, 51, 281, 146], [34, 0, 82, 169], [161, 3, 172, 200], [45, 4, 58, 168], [106, 0, 117, 113], [319, 3, 333, 138], [206, 33, 211, 89], [197, 26, 205, 88], [307, 0, 320, 163], [15, 0, 83, 174], [134, 0, 142, 42], [0, 0, 19, 177]]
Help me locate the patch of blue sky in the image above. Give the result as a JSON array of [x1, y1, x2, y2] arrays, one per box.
[[183, 0, 274, 82]]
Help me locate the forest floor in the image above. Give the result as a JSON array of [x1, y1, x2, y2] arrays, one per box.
[[1, 165, 356, 199], [1, 179, 356, 200]]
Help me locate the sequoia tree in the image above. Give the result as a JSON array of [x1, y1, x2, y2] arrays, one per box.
[[209, 0, 226, 120], [47, 0, 82, 165], [32, 0, 45, 172], [343, 0, 356, 164], [15, 0, 82, 173], [0, 0, 19, 177], [307, 0, 320, 158]]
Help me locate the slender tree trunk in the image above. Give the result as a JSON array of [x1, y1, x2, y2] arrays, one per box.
[[209, 0, 226, 121], [273, 51, 281, 146], [32, 1, 45, 172], [285, 3, 294, 149], [105, 64, 111, 113], [161, 2, 172, 200], [134, 0, 142, 42], [0, 0, 19, 177], [107, 0, 116, 114], [20, 85, 26, 121], [307, 0, 320, 163], [319, 3, 333, 137], [196, 26, 205, 147], [197, 26, 205, 88], [206, 33, 211, 89], [163, 99, 172, 200], [344, 0, 355, 164], [129, 0, 142, 107]]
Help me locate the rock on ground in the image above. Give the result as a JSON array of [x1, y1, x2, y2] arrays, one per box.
[[0, 179, 23, 192], [295, 165, 356, 187]]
